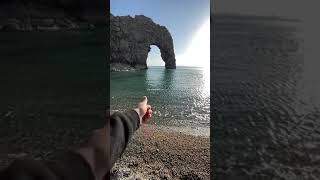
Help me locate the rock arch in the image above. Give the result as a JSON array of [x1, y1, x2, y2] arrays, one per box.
[[110, 14, 176, 71], [146, 45, 163, 66]]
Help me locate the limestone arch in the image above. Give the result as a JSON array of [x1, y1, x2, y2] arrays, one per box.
[[110, 14, 176, 70], [146, 45, 164, 66]]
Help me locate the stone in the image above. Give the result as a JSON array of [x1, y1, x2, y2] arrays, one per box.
[[24, 23, 33, 31], [88, 24, 95, 30], [2, 19, 21, 31], [0, 0, 105, 31], [8, 152, 27, 158], [31, 18, 55, 27], [37, 25, 60, 31], [110, 14, 176, 71]]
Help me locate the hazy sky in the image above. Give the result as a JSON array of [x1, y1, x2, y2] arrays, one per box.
[[213, 0, 306, 20], [111, 0, 210, 66]]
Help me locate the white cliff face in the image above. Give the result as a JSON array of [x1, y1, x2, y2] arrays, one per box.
[[110, 14, 176, 71]]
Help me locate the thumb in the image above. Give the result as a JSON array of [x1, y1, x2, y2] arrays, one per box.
[[140, 96, 148, 105]]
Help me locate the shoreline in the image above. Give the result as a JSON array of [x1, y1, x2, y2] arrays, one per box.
[[111, 125, 210, 179], [110, 63, 147, 72]]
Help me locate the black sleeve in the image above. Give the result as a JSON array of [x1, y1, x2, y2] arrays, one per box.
[[0, 151, 94, 180], [109, 109, 140, 167], [0, 110, 140, 180]]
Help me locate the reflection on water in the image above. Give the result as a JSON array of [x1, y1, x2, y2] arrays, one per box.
[[202, 66, 210, 98], [213, 16, 320, 179], [111, 66, 210, 128], [146, 67, 174, 90]]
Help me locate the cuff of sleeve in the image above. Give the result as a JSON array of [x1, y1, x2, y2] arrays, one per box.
[[124, 109, 140, 129]]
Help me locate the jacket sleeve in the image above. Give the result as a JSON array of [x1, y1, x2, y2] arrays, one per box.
[[0, 151, 94, 180], [0, 110, 140, 180], [109, 109, 140, 167]]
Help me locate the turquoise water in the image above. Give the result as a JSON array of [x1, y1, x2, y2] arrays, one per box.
[[111, 66, 210, 128]]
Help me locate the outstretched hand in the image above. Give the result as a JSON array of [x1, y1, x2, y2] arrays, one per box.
[[134, 96, 152, 124], [76, 96, 152, 180]]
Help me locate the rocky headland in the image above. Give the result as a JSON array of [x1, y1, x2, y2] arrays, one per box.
[[0, 0, 106, 31], [110, 14, 176, 71]]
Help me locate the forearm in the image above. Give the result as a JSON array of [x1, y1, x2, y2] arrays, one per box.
[[0, 110, 142, 180], [76, 109, 140, 179], [0, 151, 95, 180], [109, 109, 140, 166]]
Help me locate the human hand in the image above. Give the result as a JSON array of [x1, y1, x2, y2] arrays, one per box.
[[134, 96, 152, 124]]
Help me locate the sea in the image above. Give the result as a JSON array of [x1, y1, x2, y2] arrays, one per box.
[[213, 15, 320, 179], [1, 16, 319, 179], [111, 66, 210, 135], [0, 29, 107, 168]]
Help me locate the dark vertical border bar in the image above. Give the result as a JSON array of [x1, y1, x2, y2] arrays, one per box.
[[105, 0, 111, 179], [106, 0, 110, 111], [210, 0, 215, 179]]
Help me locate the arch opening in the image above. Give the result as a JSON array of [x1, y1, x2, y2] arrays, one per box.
[[146, 45, 165, 67]]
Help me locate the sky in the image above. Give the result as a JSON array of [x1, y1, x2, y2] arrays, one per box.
[[111, 0, 210, 66], [213, 0, 307, 20]]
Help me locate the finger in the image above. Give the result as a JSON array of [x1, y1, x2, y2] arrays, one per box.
[[140, 96, 148, 105], [143, 110, 152, 119], [143, 114, 150, 121], [147, 105, 151, 110], [147, 110, 152, 118]]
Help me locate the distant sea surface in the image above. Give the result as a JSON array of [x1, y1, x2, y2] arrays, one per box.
[[111, 66, 210, 129], [0, 29, 106, 168], [213, 15, 320, 179]]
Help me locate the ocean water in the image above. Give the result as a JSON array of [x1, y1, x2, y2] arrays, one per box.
[[111, 66, 210, 128], [0, 29, 107, 168], [0, 29, 107, 117], [213, 16, 320, 179]]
